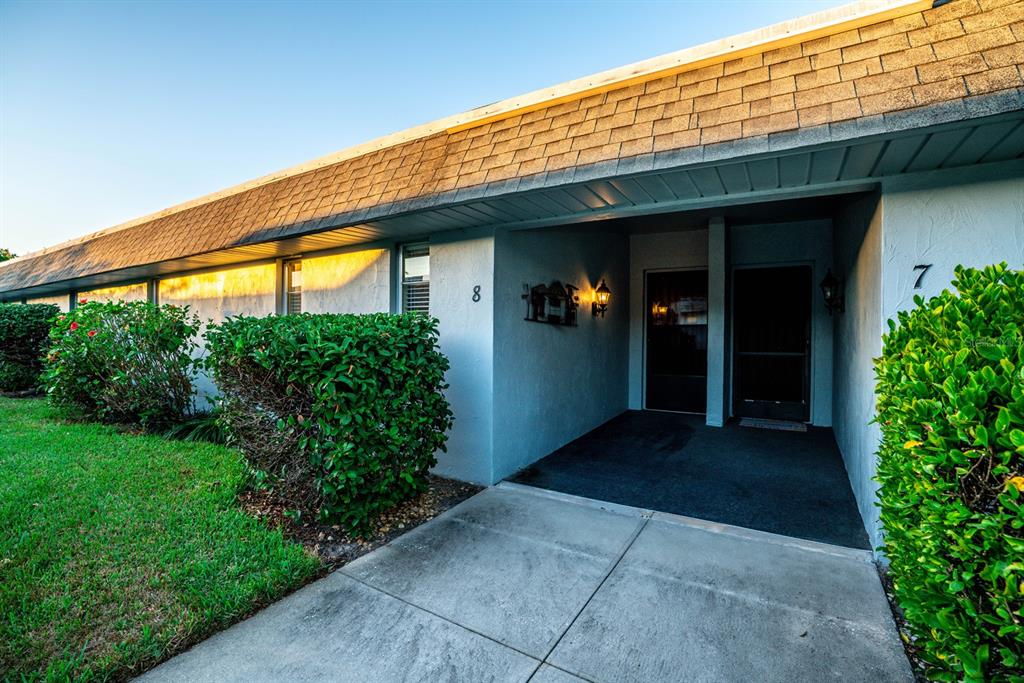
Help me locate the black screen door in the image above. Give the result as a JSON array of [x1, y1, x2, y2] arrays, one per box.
[[645, 270, 708, 413], [733, 265, 811, 421]]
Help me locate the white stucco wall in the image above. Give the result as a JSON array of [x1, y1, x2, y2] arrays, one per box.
[[730, 219, 835, 427], [159, 263, 277, 326], [833, 191, 884, 550], [833, 162, 1024, 552], [628, 228, 708, 409], [159, 263, 278, 399], [25, 294, 70, 312], [78, 282, 148, 303], [880, 161, 1024, 322], [492, 225, 630, 481], [301, 248, 391, 314], [872, 164, 1023, 546], [429, 229, 495, 485]]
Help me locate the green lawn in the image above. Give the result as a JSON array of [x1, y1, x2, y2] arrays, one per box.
[[0, 398, 322, 681]]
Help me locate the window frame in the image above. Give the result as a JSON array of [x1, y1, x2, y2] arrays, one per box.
[[399, 243, 430, 314], [283, 258, 303, 315]]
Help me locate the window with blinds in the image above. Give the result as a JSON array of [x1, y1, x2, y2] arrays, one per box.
[[284, 259, 302, 314], [401, 243, 429, 313]]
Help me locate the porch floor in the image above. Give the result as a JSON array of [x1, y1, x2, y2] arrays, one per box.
[[509, 410, 870, 549]]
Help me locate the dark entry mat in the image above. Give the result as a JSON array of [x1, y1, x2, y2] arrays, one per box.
[[508, 410, 870, 550], [738, 417, 808, 432]]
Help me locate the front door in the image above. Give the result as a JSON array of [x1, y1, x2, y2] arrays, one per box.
[[733, 265, 811, 421], [645, 270, 708, 413]]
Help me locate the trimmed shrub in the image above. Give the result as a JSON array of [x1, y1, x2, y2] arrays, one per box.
[[205, 313, 453, 533], [0, 303, 59, 391], [44, 300, 200, 429], [875, 263, 1023, 681]]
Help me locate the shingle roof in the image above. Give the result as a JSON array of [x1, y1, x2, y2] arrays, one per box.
[[2, 0, 1022, 294]]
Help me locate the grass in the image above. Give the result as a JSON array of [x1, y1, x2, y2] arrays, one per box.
[[0, 398, 322, 682]]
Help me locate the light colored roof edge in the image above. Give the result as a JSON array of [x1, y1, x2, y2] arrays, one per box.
[[3, 0, 930, 268]]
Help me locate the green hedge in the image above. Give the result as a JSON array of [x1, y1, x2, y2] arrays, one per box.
[[875, 263, 1023, 682], [205, 313, 453, 533], [44, 300, 200, 429], [0, 303, 60, 391]]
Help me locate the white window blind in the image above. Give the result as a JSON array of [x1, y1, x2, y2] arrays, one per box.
[[401, 244, 429, 313], [284, 259, 302, 314]]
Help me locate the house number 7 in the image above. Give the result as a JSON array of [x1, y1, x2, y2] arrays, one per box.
[[913, 264, 932, 289]]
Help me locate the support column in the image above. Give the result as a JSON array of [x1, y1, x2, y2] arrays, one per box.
[[706, 217, 728, 427], [273, 258, 285, 315]]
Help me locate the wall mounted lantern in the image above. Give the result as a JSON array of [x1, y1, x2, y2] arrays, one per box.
[[592, 279, 611, 318], [819, 269, 844, 315]]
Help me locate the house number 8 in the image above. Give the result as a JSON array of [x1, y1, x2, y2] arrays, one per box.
[[472, 285, 481, 302]]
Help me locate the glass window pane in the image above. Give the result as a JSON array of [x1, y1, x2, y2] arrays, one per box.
[[402, 244, 429, 313], [285, 260, 302, 314], [288, 261, 302, 288], [403, 255, 429, 282]]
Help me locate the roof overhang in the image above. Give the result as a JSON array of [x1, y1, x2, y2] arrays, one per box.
[[5, 94, 1022, 302], [5, 0, 932, 266]]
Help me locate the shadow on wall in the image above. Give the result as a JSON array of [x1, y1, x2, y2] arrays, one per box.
[[832, 190, 884, 550], [491, 226, 631, 481]]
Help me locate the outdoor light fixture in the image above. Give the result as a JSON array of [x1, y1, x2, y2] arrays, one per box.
[[592, 279, 611, 318], [819, 269, 844, 315]]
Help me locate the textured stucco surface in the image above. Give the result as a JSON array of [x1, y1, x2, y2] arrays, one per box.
[[159, 263, 277, 326], [731, 219, 836, 427], [881, 160, 1024, 321], [833, 191, 885, 550], [159, 263, 278, 399], [301, 248, 391, 314], [628, 229, 709, 409], [831, 167, 1024, 552], [863, 161, 1023, 545], [78, 282, 149, 303], [429, 230, 496, 484], [492, 225, 630, 481], [24, 294, 70, 312]]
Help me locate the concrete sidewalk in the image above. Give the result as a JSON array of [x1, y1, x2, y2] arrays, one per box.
[[140, 483, 911, 682]]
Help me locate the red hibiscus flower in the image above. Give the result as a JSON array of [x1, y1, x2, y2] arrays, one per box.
[[79, 298, 88, 304], [69, 321, 79, 331], [87, 330, 97, 338]]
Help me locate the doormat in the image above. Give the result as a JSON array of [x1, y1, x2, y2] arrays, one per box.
[[738, 418, 808, 432]]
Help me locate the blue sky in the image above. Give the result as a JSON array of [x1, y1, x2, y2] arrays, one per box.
[[1, 0, 834, 254]]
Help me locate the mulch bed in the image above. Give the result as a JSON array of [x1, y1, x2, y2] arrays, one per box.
[[239, 474, 483, 571], [877, 563, 929, 682]]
